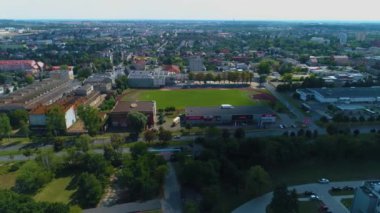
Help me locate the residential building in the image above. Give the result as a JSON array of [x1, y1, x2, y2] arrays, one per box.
[[351, 181, 380, 213], [333, 55, 350, 65], [48, 66, 74, 80], [109, 100, 156, 128], [188, 56, 204, 72], [338, 32, 348, 45], [127, 70, 175, 88], [0, 60, 44, 75], [162, 65, 181, 74], [29, 97, 82, 129]]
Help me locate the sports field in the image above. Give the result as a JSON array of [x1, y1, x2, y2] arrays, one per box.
[[123, 89, 260, 109]]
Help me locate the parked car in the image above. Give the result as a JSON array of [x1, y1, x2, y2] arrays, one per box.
[[304, 191, 314, 196], [279, 124, 284, 129], [343, 186, 354, 191], [318, 178, 330, 184], [331, 186, 341, 191], [310, 194, 320, 200]]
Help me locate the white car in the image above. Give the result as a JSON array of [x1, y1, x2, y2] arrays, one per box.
[[310, 194, 320, 200], [279, 124, 285, 129], [318, 178, 330, 184]]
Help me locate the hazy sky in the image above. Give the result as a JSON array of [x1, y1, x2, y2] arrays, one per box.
[[1, 0, 380, 21]]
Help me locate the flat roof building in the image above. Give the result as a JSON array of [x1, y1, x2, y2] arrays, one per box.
[[352, 181, 380, 213], [297, 87, 380, 103], [127, 70, 175, 88], [185, 105, 276, 126], [109, 100, 156, 128]]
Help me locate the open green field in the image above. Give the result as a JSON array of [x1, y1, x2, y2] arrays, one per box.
[[123, 89, 260, 109], [34, 176, 76, 204]]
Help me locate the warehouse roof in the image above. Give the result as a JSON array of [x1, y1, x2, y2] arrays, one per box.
[[312, 87, 380, 98]]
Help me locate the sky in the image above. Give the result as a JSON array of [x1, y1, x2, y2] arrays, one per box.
[[1, 0, 380, 21]]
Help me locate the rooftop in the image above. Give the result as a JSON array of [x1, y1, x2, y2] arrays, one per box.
[[185, 105, 273, 116], [312, 87, 380, 98], [111, 100, 155, 113]]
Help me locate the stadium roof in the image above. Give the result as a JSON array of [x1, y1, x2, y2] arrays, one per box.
[[185, 105, 273, 116]]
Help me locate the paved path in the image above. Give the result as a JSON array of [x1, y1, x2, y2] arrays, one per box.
[[84, 199, 161, 213], [161, 162, 182, 213], [233, 181, 363, 213]]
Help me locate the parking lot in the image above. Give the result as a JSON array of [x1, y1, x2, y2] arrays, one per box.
[[233, 180, 364, 213]]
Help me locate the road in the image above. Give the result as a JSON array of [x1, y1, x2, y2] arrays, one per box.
[[161, 162, 182, 213], [84, 199, 161, 213], [233, 180, 363, 213], [264, 83, 324, 133]]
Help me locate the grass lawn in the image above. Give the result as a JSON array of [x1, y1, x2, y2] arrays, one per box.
[[0, 172, 17, 189], [123, 89, 260, 109], [299, 200, 321, 213], [269, 160, 380, 186], [341, 198, 353, 210], [34, 176, 76, 204]]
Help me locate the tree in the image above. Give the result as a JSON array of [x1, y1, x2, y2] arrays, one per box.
[[75, 135, 91, 152], [74, 173, 103, 208], [46, 106, 66, 136], [19, 121, 30, 138], [127, 111, 147, 134], [9, 109, 28, 129], [144, 129, 158, 143], [14, 161, 53, 194], [130, 142, 148, 159], [257, 60, 271, 75], [115, 75, 129, 91], [270, 184, 299, 213], [78, 105, 102, 136], [0, 113, 11, 141], [103, 145, 123, 167], [158, 127, 172, 142], [245, 165, 272, 197], [0, 189, 69, 213], [234, 128, 245, 140], [221, 129, 230, 140]]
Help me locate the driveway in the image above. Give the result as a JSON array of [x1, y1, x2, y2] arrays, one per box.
[[161, 162, 182, 213], [233, 181, 363, 213]]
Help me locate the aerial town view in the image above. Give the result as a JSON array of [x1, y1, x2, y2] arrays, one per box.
[[1, 1, 380, 213]]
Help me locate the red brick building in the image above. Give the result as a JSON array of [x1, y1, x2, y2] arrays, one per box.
[[109, 101, 156, 128]]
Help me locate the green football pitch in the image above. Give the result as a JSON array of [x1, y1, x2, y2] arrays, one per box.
[[123, 89, 259, 109]]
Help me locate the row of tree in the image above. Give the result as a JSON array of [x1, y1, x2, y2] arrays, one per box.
[[188, 71, 253, 84]]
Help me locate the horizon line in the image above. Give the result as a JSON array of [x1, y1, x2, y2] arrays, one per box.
[[2, 18, 380, 24]]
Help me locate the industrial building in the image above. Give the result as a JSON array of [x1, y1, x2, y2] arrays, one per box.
[[184, 105, 276, 126], [109, 100, 156, 128], [296, 87, 380, 103], [351, 181, 380, 213], [0, 78, 81, 111], [127, 70, 175, 88]]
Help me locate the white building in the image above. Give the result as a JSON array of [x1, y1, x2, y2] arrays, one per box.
[[338, 32, 348, 45]]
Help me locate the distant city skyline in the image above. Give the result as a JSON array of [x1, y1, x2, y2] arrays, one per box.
[[1, 0, 380, 21]]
